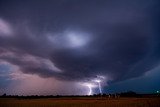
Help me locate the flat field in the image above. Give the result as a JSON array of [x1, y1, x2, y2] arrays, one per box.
[[0, 97, 160, 107]]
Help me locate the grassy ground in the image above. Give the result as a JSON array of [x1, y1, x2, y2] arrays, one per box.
[[0, 97, 160, 107]]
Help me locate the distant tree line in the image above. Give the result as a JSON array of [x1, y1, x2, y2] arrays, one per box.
[[0, 91, 159, 99]]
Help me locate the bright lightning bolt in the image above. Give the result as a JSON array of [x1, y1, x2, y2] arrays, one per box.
[[98, 81, 102, 94], [94, 79, 102, 94], [82, 83, 97, 95], [81, 75, 106, 95], [88, 85, 92, 95], [94, 75, 106, 94]]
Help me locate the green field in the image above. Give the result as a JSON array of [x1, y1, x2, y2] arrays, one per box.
[[0, 97, 160, 107]]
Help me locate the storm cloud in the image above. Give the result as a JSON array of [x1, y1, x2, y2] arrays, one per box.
[[0, 0, 160, 89]]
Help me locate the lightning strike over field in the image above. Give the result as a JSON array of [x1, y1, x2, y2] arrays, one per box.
[[0, 0, 160, 95]]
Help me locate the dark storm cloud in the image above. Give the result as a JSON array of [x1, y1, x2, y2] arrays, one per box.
[[0, 0, 160, 83]]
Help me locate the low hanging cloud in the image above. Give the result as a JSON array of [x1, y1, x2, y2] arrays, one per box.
[[0, 0, 160, 87]]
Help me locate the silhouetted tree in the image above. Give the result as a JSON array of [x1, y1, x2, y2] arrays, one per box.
[[2, 93, 6, 97]]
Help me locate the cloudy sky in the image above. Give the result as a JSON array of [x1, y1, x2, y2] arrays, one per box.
[[0, 0, 160, 95]]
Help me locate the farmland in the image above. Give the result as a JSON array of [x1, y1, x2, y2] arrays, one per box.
[[0, 97, 160, 107]]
